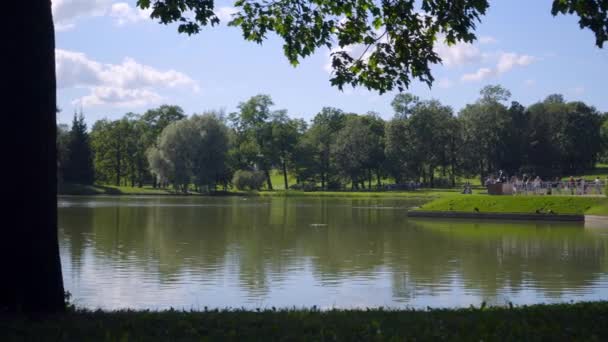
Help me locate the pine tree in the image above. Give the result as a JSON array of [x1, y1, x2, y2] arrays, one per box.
[[64, 111, 95, 184]]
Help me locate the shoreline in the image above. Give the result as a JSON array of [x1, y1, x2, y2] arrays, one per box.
[[408, 210, 585, 221]]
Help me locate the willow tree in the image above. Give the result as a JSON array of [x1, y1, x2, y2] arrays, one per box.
[[4, 0, 607, 313]]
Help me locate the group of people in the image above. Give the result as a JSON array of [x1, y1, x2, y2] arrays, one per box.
[[483, 170, 604, 195]]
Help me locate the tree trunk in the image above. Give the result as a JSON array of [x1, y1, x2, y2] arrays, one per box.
[[282, 158, 288, 190], [321, 171, 326, 190], [115, 148, 121, 186], [264, 168, 273, 191], [2, 0, 65, 313]]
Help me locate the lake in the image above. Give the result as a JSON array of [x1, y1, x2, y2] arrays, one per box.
[[58, 196, 608, 310]]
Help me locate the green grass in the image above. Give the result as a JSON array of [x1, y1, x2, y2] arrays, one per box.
[[418, 194, 608, 215], [57, 183, 243, 196], [257, 188, 473, 199], [3, 302, 608, 341], [268, 170, 298, 190], [59, 183, 174, 196]]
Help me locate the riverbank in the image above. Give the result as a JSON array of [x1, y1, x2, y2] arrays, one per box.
[[416, 194, 608, 217], [3, 302, 608, 341], [59, 183, 469, 199]]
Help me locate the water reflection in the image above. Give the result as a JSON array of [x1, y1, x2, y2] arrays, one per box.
[[58, 196, 608, 309]]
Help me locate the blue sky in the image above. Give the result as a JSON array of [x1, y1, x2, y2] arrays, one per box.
[[53, 0, 608, 126]]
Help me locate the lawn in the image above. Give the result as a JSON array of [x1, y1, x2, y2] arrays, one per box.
[[3, 302, 608, 341], [258, 188, 472, 199], [58, 183, 196, 196], [418, 194, 608, 215]]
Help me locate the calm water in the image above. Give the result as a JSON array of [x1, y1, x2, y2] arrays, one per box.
[[58, 196, 608, 310]]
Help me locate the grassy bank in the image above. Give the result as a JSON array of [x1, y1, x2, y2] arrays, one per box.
[[3, 302, 608, 341], [59, 183, 476, 199], [59, 183, 176, 196], [58, 183, 246, 197], [418, 194, 608, 215], [257, 189, 468, 199]]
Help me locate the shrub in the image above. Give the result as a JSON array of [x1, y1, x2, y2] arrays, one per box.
[[232, 170, 265, 191], [289, 182, 317, 192]]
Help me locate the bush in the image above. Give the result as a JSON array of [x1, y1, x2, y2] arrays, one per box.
[[232, 170, 266, 191], [289, 182, 317, 192]]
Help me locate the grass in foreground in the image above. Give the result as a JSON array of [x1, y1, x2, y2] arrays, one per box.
[[3, 302, 608, 341], [418, 194, 608, 215]]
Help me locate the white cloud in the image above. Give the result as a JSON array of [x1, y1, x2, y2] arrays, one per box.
[[56, 49, 199, 108], [52, 0, 150, 30], [435, 41, 481, 68], [77, 87, 163, 107], [110, 2, 151, 25], [524, 79, 536, 87], [52, 0, 110, 23], [460, 52, 537, 82], [216, 6, 238, 22], [461, 68, 494, 82], [496, 53, 536, 74], [52, 0, 111, 30], [479, 36, 498, 44]]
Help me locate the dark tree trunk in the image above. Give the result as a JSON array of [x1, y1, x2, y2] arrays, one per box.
[[2, 0, 65, 313], [321, 171, 326, 190], [282, 158, 288, 190], [264, 168, 273, 191]]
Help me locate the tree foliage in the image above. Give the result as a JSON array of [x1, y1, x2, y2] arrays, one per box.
[[63, 112, 94, 184], [75, 87, 605, 191], [147, 112, 230, 192], [137, 0, 607, 93]]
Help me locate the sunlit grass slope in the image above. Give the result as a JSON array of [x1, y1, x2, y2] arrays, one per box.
[[418, 195, 608, 215]]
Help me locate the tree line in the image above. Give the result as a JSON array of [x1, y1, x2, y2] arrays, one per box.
[[58, 85, 608, 192]]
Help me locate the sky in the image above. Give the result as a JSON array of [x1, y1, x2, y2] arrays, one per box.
[[53, 0, 608, 126]]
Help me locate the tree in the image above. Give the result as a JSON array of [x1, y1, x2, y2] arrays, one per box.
[[526, 95, 603, 175], [600, 117, 608, 162], [4, 0, 65, 313], [229, 95, 277, 190], [332, 116, 379, 189], [307, 107, 347, 189], [9, 0, 608, 315], [459, 85, 514, 182], [56, 123, 71, 185], [189, 113, 230, 192], [270, 112, 305, 190], [91, 119, 130, 186], [148, 113, 230, 192], [359, 113, 386, 188], [138, 0, 608, 93], [385, 118, 414, 184], [391, 93, 420, 119], [63, 112, 95, 184], [140, 105, 186, 187]]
